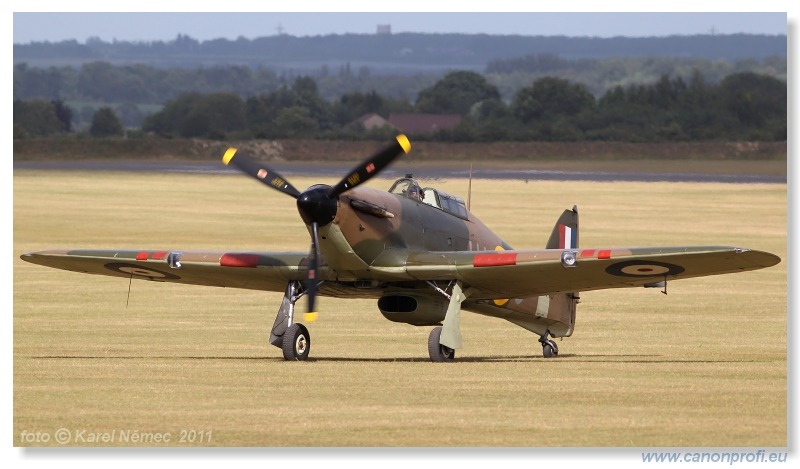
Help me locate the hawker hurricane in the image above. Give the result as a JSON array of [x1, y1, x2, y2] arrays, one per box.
[[21, 135, 781, 362]]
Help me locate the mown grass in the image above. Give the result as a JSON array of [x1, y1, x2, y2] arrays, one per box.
[[13, 170, 786, 447]]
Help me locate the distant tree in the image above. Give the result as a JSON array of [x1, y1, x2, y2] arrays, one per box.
[[90, 107, 124, 137], [292, 76, 319, 101], [13, 63, 78, 101], [242, 77, 335, 138], [486, 53, 573, 74], [291, 76, 333, 130], [416, 71, 501, 115], [273, 106, 318, 138], [718, 72, 786, 129], [13, 99, 66, 138], [77, 61, 152, 102], [244, 87, 300, 138], [332, 91, 385, 125], [51, 99, 73, 132], [467, 98, 525, 141], [512, 77, 596, 124], [142, 92, 245, 139], [142, 92, 203, 136], [182, 93, 246, 139]]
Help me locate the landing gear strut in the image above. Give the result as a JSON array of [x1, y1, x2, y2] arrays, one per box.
[[539, 331, 559, 358], [270, 281, 312, 361]]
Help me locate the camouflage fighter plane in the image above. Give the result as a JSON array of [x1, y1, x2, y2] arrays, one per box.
[[21, 135, 781, 362]]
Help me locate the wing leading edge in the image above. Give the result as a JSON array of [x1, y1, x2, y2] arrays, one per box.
[[401, 246, 780, 299], [20, 249, 309, 292]]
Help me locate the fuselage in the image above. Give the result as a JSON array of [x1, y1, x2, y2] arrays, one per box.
[[308, 179, 576, 338], [347, 185, 509, 254]]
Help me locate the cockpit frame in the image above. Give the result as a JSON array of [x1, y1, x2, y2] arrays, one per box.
[[389, 177, 468, 220]]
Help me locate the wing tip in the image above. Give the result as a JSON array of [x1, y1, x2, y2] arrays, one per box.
[[736, 248, 781, 268]]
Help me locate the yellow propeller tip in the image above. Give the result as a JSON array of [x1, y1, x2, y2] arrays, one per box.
[[396, 134, 411, 154], [222, 148, 238, 166], [304, 312, 319, 322]]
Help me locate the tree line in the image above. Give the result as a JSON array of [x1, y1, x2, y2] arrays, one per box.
[[13, 53, 785, 122], [13, 70, 786, 142], [15, 33, 786, 67]]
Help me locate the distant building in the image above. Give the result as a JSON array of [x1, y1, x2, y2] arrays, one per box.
[[350, 113, 395, 131], [376, 24, 391, 35], [388, 113, 462, 135]]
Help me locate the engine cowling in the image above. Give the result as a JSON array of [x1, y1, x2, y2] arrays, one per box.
[[377, 294, 447, 326]]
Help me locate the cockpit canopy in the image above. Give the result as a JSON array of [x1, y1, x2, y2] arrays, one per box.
[[389, 177, 468, 219]]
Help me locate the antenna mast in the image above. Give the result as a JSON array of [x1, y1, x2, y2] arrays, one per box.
[[467, 163, 473, 211]]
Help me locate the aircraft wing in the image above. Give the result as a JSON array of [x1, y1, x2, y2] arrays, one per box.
[[20, 249, 310, 292], [21, 246, 780, 299], [400, 246, 780, 299]]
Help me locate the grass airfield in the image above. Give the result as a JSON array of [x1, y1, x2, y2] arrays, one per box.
[[13, 170, 786, 447]]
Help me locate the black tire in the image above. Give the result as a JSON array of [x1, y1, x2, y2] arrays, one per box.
[[282, 323, 310, 361], [428, 326, 455, 363], [542, 340, 558, 358]]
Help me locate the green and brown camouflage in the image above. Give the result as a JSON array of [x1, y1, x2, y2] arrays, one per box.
[[20, 135, 781, 362]]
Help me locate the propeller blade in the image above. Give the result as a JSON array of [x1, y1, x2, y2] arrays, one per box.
[[223, 136, 412, 324], [326, 134, 411, 199], [222, 147, 302, 199], [304, 222, 320, 323]]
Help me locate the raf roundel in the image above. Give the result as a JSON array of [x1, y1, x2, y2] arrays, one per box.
[[605, 260, 685, 278], [104, 263, 181, 280]]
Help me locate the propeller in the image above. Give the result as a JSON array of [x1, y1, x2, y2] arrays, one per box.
[[222, 135, 412, 322], [327, 134, 411, 198], [222, 148, 301, 198]]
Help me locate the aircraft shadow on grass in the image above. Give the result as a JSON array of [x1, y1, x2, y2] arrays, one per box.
[[30, 354, 771, 365]]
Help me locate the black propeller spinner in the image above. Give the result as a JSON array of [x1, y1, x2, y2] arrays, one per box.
[[296, 185, 338, 227], [222, 135, 411, 322]]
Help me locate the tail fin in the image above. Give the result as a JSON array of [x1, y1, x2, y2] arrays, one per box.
[[545, 205, 579, 249], [544, 205, 580, 337]]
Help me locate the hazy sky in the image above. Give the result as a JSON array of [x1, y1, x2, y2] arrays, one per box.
[[12, 11, 788, 44]]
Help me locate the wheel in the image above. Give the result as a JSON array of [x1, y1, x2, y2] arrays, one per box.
[[282, 323, 310, 361], [542, 339, 558, 358], [427, 326, 455, 363]]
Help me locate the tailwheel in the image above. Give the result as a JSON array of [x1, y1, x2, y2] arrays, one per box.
[[428, 326, 455, 363], [282, 323, 311, 361], [541, 339, 559, 358], [538, 330, 559, 358]]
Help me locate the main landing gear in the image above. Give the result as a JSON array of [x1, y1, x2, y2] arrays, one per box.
[[282, 323, 311, 361], [271, 281, 561, 362], [270, 281, 312, 361], [539, 331, 559, 358], [428, 326, 455, 362]]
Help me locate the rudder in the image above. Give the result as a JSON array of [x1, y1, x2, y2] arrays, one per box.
[[544, 205, 579, 337], [545, 205, 579, 250]]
